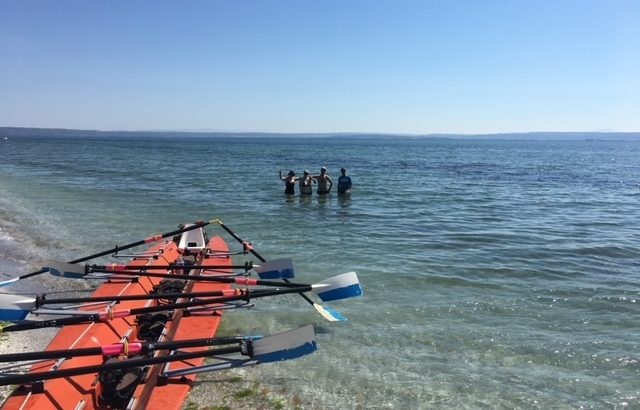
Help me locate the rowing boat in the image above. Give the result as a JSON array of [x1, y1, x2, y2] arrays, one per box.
[[0, 220, 361, 410], [2, 226, 233, 410]]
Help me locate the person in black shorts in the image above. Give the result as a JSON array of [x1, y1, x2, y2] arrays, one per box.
[[313, 166, 333, 194]]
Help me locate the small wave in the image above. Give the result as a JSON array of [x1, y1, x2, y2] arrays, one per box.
[[0, 227, 13, 243], [410, 273, 504, 289]]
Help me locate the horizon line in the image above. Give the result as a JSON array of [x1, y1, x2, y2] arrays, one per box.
[[2, 125, 639, 136]]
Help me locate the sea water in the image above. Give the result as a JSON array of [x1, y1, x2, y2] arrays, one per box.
[[0, 135, 639, 408]]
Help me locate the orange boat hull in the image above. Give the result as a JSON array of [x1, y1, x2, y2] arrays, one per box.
[[2, 235, 232, 410]]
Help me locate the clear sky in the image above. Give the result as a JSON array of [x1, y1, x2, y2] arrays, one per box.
[[1, 1, 638, 134]]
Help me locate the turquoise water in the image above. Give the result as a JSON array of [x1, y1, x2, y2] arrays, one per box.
[[1, 136, 639, 408]]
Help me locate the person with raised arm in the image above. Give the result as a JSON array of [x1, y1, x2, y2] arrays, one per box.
[[279, 170, 297, 195]]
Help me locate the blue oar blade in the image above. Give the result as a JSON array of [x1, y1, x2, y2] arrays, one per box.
[[43, 261, 85, 279], [0, 294, 36, 321], [0, 309, 30, 321], [255, 258, 295, 279], [251, 325, 317, 363], [313, 271, 363, 302]]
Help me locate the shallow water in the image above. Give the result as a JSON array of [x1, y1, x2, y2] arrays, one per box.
[[1, 136, 639, 408]]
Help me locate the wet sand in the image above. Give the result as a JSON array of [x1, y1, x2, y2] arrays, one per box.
[[0, 329, 57, 402]]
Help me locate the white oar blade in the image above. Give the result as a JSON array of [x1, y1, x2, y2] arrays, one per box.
[[0, 277, 19, 288], [43, 260, 85, 279], [312, 271, 362, 302], [254, 258, 295, 279], [0, 294, 36, 321], [313, 303, 347, 322], [251, 325, 317, 363]]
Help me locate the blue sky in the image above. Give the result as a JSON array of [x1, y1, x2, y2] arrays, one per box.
[[1, 1, 638, 134]]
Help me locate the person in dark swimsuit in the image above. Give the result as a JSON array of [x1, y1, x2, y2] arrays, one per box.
[[279, 170, 298, 194], [299, 170, 315, 195]]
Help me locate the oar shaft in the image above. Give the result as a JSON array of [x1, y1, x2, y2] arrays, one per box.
[[129, 287, 310, 315], [3, 313, 101, 332], [89, 268, 309, 288], [0, 346, 100, 362], [0, 345, 241, 386], [68, 220, 210, 263], [0, 336, 246, 363], [12, 269, 46, 282], [1, 220, 212, 285], [217, 221, 318, 306], [38, 289, 242, 306], [2, 287, 310, 332], [92, 263, 252, 271]]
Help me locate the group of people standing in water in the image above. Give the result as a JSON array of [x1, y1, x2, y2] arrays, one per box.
[[279, 167, 352, 195]]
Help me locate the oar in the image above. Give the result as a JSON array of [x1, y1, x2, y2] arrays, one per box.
[[0, 325, 316, 386], [0, 288, 243, 321], [160, 324, 315, 378], [0, 272, 361, 328], [89, 262, 255, 271], [69, 258, 294, 279], [0, 334, 250, 363], [0, 220, 214, 287], [44, 261, 351, 294], [214, 219, 353, 321], [0, 270, 358, 321]]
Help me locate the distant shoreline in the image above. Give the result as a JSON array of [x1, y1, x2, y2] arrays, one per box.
[[1, 126, 640, 141]]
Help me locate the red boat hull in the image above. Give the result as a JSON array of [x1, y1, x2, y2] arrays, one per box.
[[2, 235, 232, 410]]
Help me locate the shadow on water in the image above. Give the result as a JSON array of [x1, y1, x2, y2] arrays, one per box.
[[337, 193, 352, 210], [298, 194, 313, 207], [283, 193, 296, 205], [317, 193, 331, 207]]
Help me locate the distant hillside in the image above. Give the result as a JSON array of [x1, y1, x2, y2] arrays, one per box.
[[1, 127, 639, 141], [0, 127, 334, 139], [427, 131, 640, 141]]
